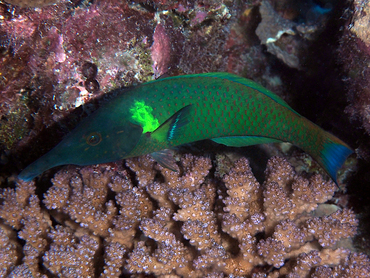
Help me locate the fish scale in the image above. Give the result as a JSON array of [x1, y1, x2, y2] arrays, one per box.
[[130, 77, 299, 150], [19, 73, 353, 183]]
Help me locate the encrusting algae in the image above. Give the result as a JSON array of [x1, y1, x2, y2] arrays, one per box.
[[1, 154, 369, 277], [3, 0, 64, 7]]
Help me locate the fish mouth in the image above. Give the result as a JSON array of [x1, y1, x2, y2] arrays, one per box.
[[18, 158, 50, 181], [18, 167, 39, 181], [18, 149, 64, 181]]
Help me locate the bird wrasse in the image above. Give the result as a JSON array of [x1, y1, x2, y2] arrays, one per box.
[[19, 73, 353, 183]]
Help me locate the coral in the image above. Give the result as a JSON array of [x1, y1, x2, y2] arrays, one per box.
[[0, 154, 368, 276], [0, 99, 30, 150], [256, 0, 333, 69], [44, 166, 118, 237], [0, 0, 156, 160], [43, 226, 99, 277], [0, 180, 51, 276], [127, 216, 193, 276], [151, 23, 174, 77], [0, 226, 19, 277], [350, 1, 370, 48], [4, 0, 64, 7], [339, 0, 370, 149]]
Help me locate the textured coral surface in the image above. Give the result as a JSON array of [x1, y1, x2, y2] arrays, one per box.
[[3, 0, 64, 7], [340, 0, 370, 149], [1, 155, 369, 277], [337, 1, 370, 250]]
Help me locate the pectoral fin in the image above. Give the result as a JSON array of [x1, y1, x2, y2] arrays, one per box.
[[212, 136, 283, 147], [151, 149, 178, 171], [151, 105, 192, 144]]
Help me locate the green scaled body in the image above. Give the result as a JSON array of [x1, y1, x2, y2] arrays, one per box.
[[19, 73, 353, 183]]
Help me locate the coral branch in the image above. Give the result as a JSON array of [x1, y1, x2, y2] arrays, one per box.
[[0, 155, 368, 276]]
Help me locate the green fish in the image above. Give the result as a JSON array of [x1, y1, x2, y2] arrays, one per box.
[[19, 73, 353, 182]]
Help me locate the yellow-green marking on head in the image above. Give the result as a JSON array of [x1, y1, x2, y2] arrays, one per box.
[[129, 100, 160, 133]]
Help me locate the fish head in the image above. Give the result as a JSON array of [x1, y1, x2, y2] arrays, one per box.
[[19, 110, 143, 181], [68, 120, 144, 165]]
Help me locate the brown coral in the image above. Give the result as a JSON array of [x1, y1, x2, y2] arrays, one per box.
[[44, 166, 117, 237], [0, 154, 369, 276], [43, 226, 99, 276], [0, 180, 50, 276], [0, 226, 19, 277]]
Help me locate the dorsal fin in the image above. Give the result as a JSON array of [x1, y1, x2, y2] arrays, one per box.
[[144, 72, 297, 114], [200, 72, 297, 113]]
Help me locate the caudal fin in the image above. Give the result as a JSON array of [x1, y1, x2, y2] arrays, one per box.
[[319, 134, 353, 184]]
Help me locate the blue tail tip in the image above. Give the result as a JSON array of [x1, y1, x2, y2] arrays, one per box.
[[322, 142, 353, 183]]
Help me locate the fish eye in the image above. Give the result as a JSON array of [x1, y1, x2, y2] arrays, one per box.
[[86, 132, 102, 146]]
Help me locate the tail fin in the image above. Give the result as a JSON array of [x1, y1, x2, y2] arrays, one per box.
[[318, 134, 353, 184]]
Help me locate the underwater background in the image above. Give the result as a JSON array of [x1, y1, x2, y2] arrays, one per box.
[[1, 0, 370, 276]]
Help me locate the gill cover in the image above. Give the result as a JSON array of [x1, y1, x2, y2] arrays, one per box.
[[78, 121, 143, 165]]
